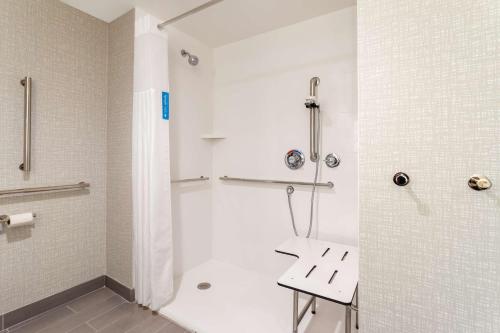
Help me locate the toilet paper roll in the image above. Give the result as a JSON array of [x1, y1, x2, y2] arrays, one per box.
[[8, 213, 35, 228]]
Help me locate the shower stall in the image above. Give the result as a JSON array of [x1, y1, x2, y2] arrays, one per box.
[[2, 1, 497, 332], [160, 3, 358, 332]]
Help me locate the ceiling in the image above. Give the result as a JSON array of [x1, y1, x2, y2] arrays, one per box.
[[61, 0, 355, 47]]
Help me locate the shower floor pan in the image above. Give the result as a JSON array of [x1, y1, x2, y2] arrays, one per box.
[[160, 259, 348, 333]]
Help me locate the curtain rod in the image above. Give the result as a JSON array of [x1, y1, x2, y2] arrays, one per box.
[[157, 0, 224, 30]]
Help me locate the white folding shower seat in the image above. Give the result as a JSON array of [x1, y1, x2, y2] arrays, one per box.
[[275, 237, 359, 333]]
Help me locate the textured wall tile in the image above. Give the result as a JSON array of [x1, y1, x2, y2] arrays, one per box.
[[358, 1, 499, 332], [106, 10, 135, 288], [0, 0, 108, 314]]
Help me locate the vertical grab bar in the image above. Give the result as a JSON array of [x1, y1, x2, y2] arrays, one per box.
[[20, 77, 32, 173]]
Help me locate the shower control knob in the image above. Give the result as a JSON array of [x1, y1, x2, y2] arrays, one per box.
[[325, 153, 340, 168], [468, 175, 492, 191], [393, 172, 410, 186], [285, 150, 305, 170]]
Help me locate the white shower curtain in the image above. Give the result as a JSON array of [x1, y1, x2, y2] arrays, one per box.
[[132, 10, 173, 311]]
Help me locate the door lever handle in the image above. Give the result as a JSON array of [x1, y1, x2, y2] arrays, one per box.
[[468, 175, 492, 191]]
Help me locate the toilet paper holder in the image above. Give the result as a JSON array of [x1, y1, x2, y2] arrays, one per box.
[[0, 213, 36, 225]]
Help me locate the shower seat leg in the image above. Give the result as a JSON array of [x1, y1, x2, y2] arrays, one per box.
[[345, 305, 351, 333], [355, 287, 359, 329], [311, 296, 316, 314], [293, 290, 299, 333]]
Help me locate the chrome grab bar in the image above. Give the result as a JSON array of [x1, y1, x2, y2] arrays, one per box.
[[171, 176, 210, 183], [219, 176, 334, 189], [20, 77, 32, 174], [0, 182, 90, 197]]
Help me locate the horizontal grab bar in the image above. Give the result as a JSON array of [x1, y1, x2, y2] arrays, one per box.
[[0, 182, 90, 197], [171, 176, 210, 183], [219, 176, 334, 189]]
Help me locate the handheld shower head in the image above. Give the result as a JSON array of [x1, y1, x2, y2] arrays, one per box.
[[181, 49, 199, 66], [305, 77, 320, 108]]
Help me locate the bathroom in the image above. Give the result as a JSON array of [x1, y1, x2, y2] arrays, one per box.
[[0, 1, 498, 333]]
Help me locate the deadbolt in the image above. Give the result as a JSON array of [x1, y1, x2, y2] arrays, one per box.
[[393, 172, 410, 186]]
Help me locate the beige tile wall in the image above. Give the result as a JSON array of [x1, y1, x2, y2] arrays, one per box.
[[358, 0, 499, 331], [0, 0, 135, 314], [106, 10, 135, 289]]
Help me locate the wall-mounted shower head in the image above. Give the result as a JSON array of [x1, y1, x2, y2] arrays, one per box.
[[181, 49, 199, 66]]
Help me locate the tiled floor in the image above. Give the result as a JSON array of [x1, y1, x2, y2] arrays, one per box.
[[5, 288, 189, 333]]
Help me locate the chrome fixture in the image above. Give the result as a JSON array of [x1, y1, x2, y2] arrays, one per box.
[[181, 49, 199, 66], [0, 215, 10, 225], [287, 185, 301, 236], [20, 77, 32, 174], [285, 150, 305, 170], [157, 0, 224, 30], [171, 176, 210, 183], [219, 176, 334, 189], [283, 76, 323, 239], [0, 182, 90, 197], [293, 291, 317, 333], [325, 153, 341, 168], [393, 172, 410, 186], [468, 175, 492, 191], [0, 213, 37, 225], [305, 77, 320, 162]]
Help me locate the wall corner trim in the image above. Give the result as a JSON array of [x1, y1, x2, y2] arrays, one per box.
[[105, 276, 135, 302]]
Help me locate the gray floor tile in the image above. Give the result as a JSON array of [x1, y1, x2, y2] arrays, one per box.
[[37, 295, 125, 333], [68, 324, 96, 333], [155, 322, 188, 333], [5, 288, 188, 333], [9, 306, 74, 333], [67, 289, 115, 313], [124, 315, 170, 333], [97, 306, 151, 332], [88, 303, 136, 330]]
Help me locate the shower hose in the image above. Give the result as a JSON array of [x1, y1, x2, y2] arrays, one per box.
[[287, 158, 320, 238]]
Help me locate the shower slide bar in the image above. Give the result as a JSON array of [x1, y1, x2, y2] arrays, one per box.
[[171, 176, 210, 183], [0, 182, 90, 197], [219, 176, 334, 189]]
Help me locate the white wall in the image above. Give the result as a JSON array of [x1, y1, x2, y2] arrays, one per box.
[[358, 1, 499, 331], [0, 0, 108, 315], [211, 7, 357, 277], [167, 27, 214, 276]]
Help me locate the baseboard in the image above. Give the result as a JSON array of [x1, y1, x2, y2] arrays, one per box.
[[2, 276, 105, 329], [105, 276, 135, 302], [2, 275, 135, 330]]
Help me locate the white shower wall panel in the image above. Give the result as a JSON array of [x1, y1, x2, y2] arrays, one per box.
[[168, 27, 215, 276], [211, 7, 357, 277]]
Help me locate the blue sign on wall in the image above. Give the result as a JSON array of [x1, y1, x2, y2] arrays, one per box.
[[162, 91, 169, 120]]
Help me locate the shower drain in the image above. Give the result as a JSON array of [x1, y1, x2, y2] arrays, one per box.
[[197, 282, 211, 290]]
